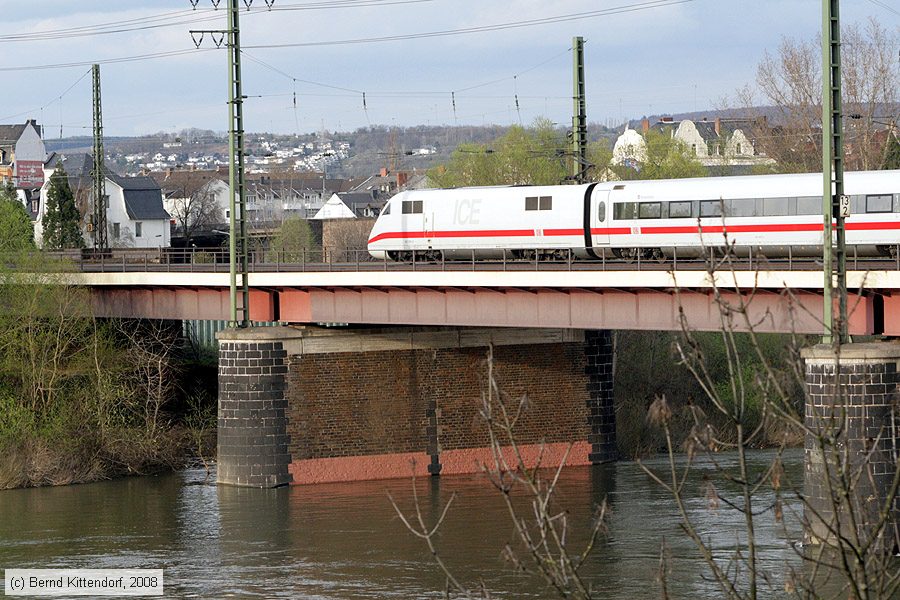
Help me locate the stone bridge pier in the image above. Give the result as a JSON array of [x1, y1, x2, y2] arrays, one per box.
[[803, 342, 900, 550], [216, 326, 616, 487]]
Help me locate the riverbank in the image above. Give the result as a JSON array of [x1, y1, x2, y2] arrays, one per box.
[[0, 274, 217, 489]]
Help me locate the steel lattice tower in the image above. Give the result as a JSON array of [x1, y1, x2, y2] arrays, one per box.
[[91, 64, 108, 251]]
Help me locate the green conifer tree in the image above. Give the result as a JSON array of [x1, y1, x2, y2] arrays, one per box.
[[42, 163, 84, 250], [0, 181, 35, 252], [882, 132, 900, 170]]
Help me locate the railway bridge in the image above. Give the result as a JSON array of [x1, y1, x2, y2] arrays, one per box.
[[30, 253, 900, 541], [62, 254, 900, 335]]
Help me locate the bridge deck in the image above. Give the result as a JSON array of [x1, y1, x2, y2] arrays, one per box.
[[48, 265, 900, 335]]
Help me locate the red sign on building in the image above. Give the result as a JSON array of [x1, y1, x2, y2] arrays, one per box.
[[16, 161, 43, 188]]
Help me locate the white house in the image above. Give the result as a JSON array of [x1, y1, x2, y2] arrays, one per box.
[[611, 128, 647, 168], [611, 117, 775, 172], [312, 192, 385, 220], [151, 169, 230, 228], [35, 153, 171, 249], [312, 193, 356, 220]]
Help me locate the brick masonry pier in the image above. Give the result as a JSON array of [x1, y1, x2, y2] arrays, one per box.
[[803, 343, 900, 550], [217, 326, 616, 486], [217, 330, 293, 487]]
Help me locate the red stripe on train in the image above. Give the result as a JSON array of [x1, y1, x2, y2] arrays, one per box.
[[369, 221, 900, 245], [368, 229, 534, 244], [846, 222, 900, 231]]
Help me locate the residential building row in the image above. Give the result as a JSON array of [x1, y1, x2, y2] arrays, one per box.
[[611, 116, 776, 172], [0, 118, 431, 249], [0, 115, 801, 250], [126, 138, 352, 174]]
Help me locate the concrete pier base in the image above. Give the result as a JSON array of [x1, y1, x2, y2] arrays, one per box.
[[217, 328, 293, 488], [803, 343, 900, 549]]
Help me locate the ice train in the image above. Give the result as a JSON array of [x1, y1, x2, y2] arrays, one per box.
[[367, 170, 900, 260]]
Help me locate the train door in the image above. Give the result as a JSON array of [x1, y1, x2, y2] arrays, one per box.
[[400, 197, 424, 250], [591, 189, 611, 248], [424, 210, 434, 247]]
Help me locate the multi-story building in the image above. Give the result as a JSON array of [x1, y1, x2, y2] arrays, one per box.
[[0, 119, 47, 210]]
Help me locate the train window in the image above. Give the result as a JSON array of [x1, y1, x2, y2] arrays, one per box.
[[796, 196, 821, 215], [852, 195, 865, 214], [727, 199, 757, 217], [539, 196, 553, 210], [381, 203, 391, 216], [763, 198, 791, 216], [614, 202, 638, 220], [867, 194, 893, 213], [700, 200, 722, 217], [402, 200, 423, 214], [525, 196, 538, 211], [598, 201, 606, 222], [638, 202, 661, 219], [668, 201, 692, 218]]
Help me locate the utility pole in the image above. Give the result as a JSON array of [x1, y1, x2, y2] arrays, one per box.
[[571, 36, 588, 184], [822, 0, 848, 344], [226, 0, 250, 328], [191, 0, 258, 328], [91, 64, 108, 252]]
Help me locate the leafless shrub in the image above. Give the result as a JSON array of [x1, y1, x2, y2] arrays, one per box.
[[640, 233, 900, 599], [391, 345, 607, 599]]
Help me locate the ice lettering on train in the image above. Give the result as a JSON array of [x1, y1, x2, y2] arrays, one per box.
[[454, 198, 481, 225]]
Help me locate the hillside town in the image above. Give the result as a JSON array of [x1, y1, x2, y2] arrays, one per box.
[[3, 113, 897, 255], [3, 119, 434, 253], [131, 137, 354, 174]]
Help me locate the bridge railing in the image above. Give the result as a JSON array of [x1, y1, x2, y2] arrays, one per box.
[[10, 244, 900, 273]]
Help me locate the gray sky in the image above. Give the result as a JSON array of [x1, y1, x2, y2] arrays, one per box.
[[1, 0, 896, 137]]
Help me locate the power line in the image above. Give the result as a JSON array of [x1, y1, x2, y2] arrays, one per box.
[[0, 0, 703, 133], [0, 9, 218, 42], [0, 1, 433, 43], [0, 1, 687, 75], [0, 68, 92, 122], [453, 47, 572, 94], [0, 48, 215, 72], [244, 0, 696, 48], [242, 52, 365, 93], [242, 42, 575, 129], [866, 0, 900, 17], [264, 0, 435, 12], [244, 45, 571, 98]]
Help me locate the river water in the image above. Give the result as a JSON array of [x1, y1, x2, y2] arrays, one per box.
[[1, 449, 805, 599]]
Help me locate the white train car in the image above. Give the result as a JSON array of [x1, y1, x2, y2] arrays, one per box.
[[367, 170, 900, 260]]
